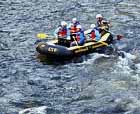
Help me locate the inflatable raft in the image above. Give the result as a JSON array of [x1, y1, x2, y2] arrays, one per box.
[[36, 32, 114, 58]]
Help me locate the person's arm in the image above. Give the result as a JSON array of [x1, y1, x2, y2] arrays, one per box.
[[67, 23, 72, 29], [102, 19, 112, 27], [66, 27, 71, 40], [84, 29, 92, 35], [53, 27, 60, 38], [79, 32, 85, 45]]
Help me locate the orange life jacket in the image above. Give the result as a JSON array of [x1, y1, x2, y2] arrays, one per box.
[[70, 25, 79, 34]]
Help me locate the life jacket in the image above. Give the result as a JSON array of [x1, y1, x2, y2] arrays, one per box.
[[70, 22, 80, 34], [70, 25, 79, 34], [90, 30, 96, 40], [58, 27, 67, 37]]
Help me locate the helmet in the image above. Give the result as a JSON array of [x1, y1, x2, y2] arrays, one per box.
[[96, 14, 103, 19], [72, 18, 77, 23], [61, 21, 67, 26], [76, 25, 82, 29], [90, 24, 96, 29]]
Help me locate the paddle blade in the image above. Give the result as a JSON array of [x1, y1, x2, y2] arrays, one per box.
[[116, 35, 123, 40], [37, 33, 48, 39]]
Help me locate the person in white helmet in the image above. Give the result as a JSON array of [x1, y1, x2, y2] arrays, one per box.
[[68, 18, 82, 38], [54, 21, 68, 38], [84, 24, 101, 41], [70, 24, 85, 46], [89, 24, 101, 41], [96, 14, 110, 31], [54, 21, 71, 46], [96, 14, 103, 26]]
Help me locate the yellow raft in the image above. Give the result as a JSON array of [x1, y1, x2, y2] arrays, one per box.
[[36, 32, 113, 58]]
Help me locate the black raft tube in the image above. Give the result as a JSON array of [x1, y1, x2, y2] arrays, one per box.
[[36, 42, 73, 57]]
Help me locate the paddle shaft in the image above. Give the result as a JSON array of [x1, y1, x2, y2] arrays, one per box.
[[72, 35, 79, 46]]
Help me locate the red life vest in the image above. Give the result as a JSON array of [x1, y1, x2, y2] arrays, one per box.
[[90, 30, 96, 40], [58, 27, 67, 37]]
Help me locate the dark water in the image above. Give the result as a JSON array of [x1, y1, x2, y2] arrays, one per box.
[[0, 0, 140, 114]]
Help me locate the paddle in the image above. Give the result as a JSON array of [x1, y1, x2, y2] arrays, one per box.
[[72, 35, 79, 46], [91, 39, 108, 46], [36, 33, 55, 39]]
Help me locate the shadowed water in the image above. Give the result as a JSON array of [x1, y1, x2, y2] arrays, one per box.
[[0, 0, 140, 113]]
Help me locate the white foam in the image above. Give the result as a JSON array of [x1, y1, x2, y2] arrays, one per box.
[[135, 63, 140, 74], [115, 42, 127, 50], [124, 52, 137, 60], [19, 106, 47, 114], [81, 53, 110, 65], [114, 53, 134, 74], [131, 74, 140, 82], [115, 96, 140, 110], [136, 63, 140, 69]]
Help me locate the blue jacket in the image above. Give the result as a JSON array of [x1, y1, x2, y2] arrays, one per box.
[[94, 28, 101, 41], [77, 30, 85, 45]]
